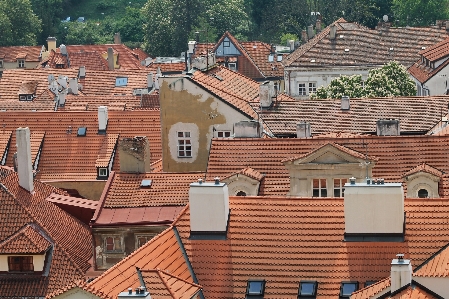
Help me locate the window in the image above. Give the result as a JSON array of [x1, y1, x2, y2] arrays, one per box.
[[312, 179, 327, 197], [277, 55, 283, 62], [333, 178, 348, 197], [98, 168, 108, 177], [177, 132, 192, 157], [298, 281, 317, 297], [236, 191, 247, 196], [140, 179, 152, 188], [308, 82, 317, 94], [217, 131, 231, 138], [104, 236, 123, 252], [19, 95, 26, 101], [340, 282, 358, 298], [228, 62, 237, 71], [299, 83, 307, 96], [77, 127, 87, 136], [364, 281, 376, 288], [246, 280, 265, 296], [115, 77, 128, 87], [418, 189, 429, 198], [224, 41, 230, 47], [18, 60, 25, 68], [8, 256, 33, 272], [135, 235, 155, 248]]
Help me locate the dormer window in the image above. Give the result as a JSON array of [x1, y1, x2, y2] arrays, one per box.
[[228, 62, 237, 71], [98, 168, 108, 177], [298, 281, 317, 297], [246, 280, 265, 297], [340, 282, 358, 298], [17, 60, 25, 68], [8, 256, 33, 272]]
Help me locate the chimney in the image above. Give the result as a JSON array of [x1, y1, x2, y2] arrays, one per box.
[[68, 78, 78, 95], [46, 37, 57, 52], [78, 66, 86, 79], [391, 254, 412, 293], [60, 44, 67, 56], [114, 32, 121, 44], [189, 178, 229, 235], [234, 120, 262, 138], [16, 127, 34, 192], [376, 119, 400, 136], [154, 74, 160, 90], [188, 40, 196, 54], [307, 25, 315, 39], [344, 181, 404, 241], [296, 122, 311, 138], [98, 106, 108, 134], [147, 73, 153, 90], [288, 40, 295, 52], [259, 82, 272, 108], [301, 30, 308, 44], [118, 137, 151, 173], [107, 47, 114, 70], [341, 96, 350, 110], [329, 25, 337, 40], [316, 20, 322, 33]]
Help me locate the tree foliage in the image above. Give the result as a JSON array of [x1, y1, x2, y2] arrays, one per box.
[[392, 0, 449, 27], [0, 0, 42, 46], [311, 61, 417, 99]]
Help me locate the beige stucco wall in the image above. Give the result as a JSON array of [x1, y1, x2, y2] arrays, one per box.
[[45, 181, 106, 201], [0, 61, 40, 70], [159, 77, 251, 172], [0, 254, 46, 271], [414, 277, 448, 298], [405, 172, 439, 198], [49, 287, 101, 299]]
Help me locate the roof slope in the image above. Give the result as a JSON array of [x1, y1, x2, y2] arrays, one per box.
[[259, 96, 449, 135], [283, 19, 448, 68], [0, 46, 43, 62], [0, 224, 51, 254], [0, 167, 92, 297], [173, 196, 449, 298]]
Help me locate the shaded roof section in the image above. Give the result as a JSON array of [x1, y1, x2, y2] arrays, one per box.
[[206, 135, 449, 196], [283, 19, 448, 68], [0, 46, 43, 63], [173, 196, 449, 298], [46, 193, 98, 210], [101, 171, 205, 208], [351, 277, 391, 299], [259, 96, 449, 135], [0, 167, 92, 297], [0, 224, 51, 254]]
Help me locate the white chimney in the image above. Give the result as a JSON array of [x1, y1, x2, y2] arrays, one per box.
[[288, 39, 295, 51], [16, 127, 34, 192], [296, 122, 311, 138], [154, 74, 160, 90], [260, 83, 272, 108], [330, 24, 337, 40], [60, 44, 67, 56], [98, 106, 108, 134], [147, 73, 153, 89], [68, 78, 78, 95], [107, 47, 114, 70], [79, 66, 86, 79], [391, 254, 412, 293], [344, 182, 404, 240], [234, 120, 262, 138], [189, 178, 229, 233], [58, 92, 67, 106], [188, 40, 196, 54], [57, 75, 67, 89]]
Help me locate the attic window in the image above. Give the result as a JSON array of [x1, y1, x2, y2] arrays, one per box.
[[268, 54, 274, 62], [277, 55, 283, 62], [115, 77, 128, 87], [299, 281, 317, 297], [224, 41, 230, 47], [18, 60, 25, 68], [228, 62, 237, 71], [422, 46, 426, 50], [418, 188, 429, 198], [340, 282, 358, 298], [98, 168, 108, 177], [8, 256, 33, 272], [140, 179, 152, 188], [77, 127, 87, 136], [246, 280, 265, 296], [344, 49, 349, 52], [389, 47, 394, 51]]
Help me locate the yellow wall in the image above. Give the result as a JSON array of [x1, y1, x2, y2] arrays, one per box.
[[0, 254, 46, 271], [46, 181, 106, 201]]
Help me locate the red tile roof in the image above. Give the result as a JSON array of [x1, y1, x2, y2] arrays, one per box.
[[40, 50, 109, 70], [259, 96, 449, 135], [402, 163, 444, 178], [172, 196, 449, 298], [351, 277, 391, 299], [46, 193, 99, 210], [283, 19, 448, 68], [150, 62, 186, 73], [0, 224, 51, 254], [0, 167, 92, 296], [388, 284, 439, 299], [59, 94, 156, 111], [414, 243, 449, 278], [206, 135, 449, 196], [0, 46, 43, 63], [419, 37, 449, 62]]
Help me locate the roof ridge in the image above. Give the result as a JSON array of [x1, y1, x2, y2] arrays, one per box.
[[157, 269, 179, 299]]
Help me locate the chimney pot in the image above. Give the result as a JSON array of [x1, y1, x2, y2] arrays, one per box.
[[198, 178, 203, 184], [349, 177, 356, 185]]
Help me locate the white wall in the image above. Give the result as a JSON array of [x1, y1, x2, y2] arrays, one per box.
[[414, 277, 449, 298]]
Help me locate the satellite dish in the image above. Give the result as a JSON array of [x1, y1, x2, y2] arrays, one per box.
[[383, 15, 388, 22]]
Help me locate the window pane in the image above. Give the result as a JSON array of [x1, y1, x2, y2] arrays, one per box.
[[248, 281, 263, 294], [178, 132, 183, 137], [312, 179, 319, 188], [300, 282, 316, 295], [334, 179, 341, 187], [334, 189, 340, 197], [186, 151, 191, 156], [185, 132, 190, 137], [312, 189, 319, 197], [218, 132, 223, 137], [106, 237, 114, 250], [114, 237, 121, 250], [185, 140, 191, 144], [342, 283, 357, 296], [321, 189, 327, 197], [320, 179, 326, 187], [179, 151, 185, 157]]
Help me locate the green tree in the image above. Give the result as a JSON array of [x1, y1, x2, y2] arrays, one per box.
[[0, 11, 13, 46], [392, 0, 449, 26], [311, 61, 417, 99], [0, 0, 42, 46], [61, 21, 112, 45], [30, 0, 64, 44], [113, 7, 144, 46]]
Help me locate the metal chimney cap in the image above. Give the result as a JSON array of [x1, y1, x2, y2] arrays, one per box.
[[198, 178, 203, 184], [349, 177, 356, 185], [397, 253, 404, 260], [214, 177, 220, 184], [128, 288, 132, 295]]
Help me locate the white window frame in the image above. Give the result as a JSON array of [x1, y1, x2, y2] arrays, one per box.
[[217, 130, 231, 138], [228, 62, 237, 71], [98, 168, 108, 177], [308, 82, 317, 94], [18, 60, 25, 68], [333, 178, 347, 197], [298, 83, 307, 96], [177, 131, 192, 158], [312, 178, 327, 197]]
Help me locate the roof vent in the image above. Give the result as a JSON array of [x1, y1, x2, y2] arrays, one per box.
[[344, 48, 349, 52], [140, 179, 152, 188], [421, 46, 426, 50], [214, 177, 220, 185]]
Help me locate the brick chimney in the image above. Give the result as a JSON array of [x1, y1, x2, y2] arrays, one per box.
[[189, 178, 229, 235], [16, 127, 34, 192], [118, 137, 151, 173], [391, 254, 412, 293]]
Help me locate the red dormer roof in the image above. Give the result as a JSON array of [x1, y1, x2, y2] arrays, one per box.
[[0, 224, 51, 254]]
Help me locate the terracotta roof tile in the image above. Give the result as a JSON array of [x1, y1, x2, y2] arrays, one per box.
[[95, 134, 119, 168], [414, 243, 449, 278], [239, 41, 284, 78], [259, 96, 449, 135], [389, 283, 439, 299], [0, 224, 51, 254], [141, 269, 202, 299], [283, 20, 448, 68], [351, 277, 390, 299], [403, 163, 444, 178], [0, 46, 42, 63], [46, 192, 99, 210], [17, 81, 39, 95], [419, 37, 449, 62], [150, 62, 186, 73]]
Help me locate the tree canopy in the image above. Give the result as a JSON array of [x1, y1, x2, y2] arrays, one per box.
[[310, 61, 417, 99]]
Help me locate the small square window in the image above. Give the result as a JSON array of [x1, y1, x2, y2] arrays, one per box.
[[98, 168, 108, 177], [217, 131, 231, 138], [223, 41, 230, 47], [299, 83, 307, 96], [246, 280, 265, 296], [19, 95, 26, 101], [77, 127, 87, 136], [308, 82, 317, 94], [340, 282, 358, 298], [277, 55, 283, 62], [228, 62, 237, 71], [140, 179, 152, 187], [299, 281, 317, 297], [135, 234, 155, 249], [18, 60, 25, 68]]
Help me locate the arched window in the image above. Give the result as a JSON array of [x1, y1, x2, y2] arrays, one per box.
[[236, 191, 247, 196], [418, 189, 429, 198]]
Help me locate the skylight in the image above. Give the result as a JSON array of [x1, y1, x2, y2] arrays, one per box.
[[277, 55, 283, 62], [246, 280, 265, 296], [77, 127, 87, 136], [268, 54, 274, 62], [299, 281, 317, 297], [140, 179, 152, 188], [115, 77, 128, 87], [340, 282, 358, 297]]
